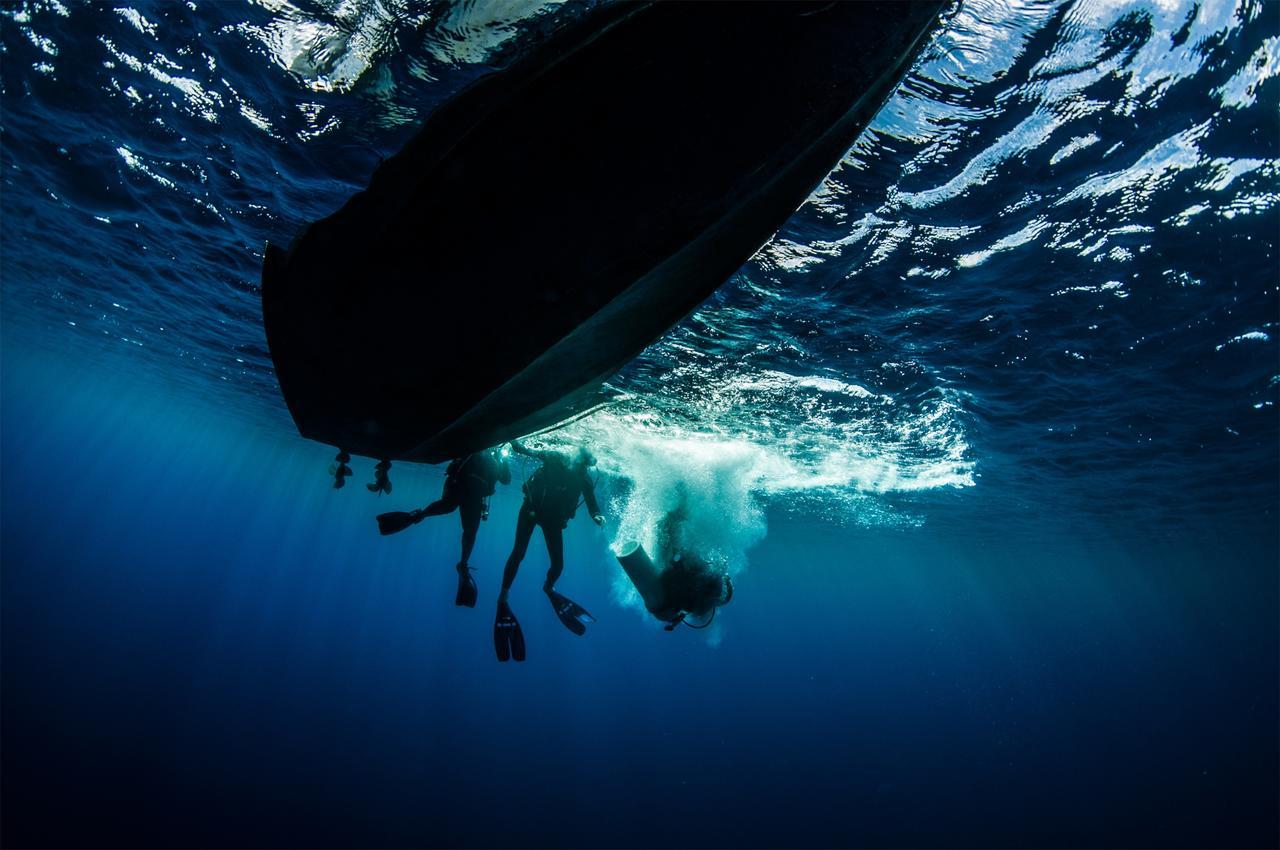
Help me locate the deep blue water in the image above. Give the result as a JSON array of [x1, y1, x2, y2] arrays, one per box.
[[2, 1, 1277, 847]]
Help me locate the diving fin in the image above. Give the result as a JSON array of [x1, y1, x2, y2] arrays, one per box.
[[494, 601, 526, 662], [376, 509, 423, 535], [455, 563, 477, 608], [545, 588, 595, 636]]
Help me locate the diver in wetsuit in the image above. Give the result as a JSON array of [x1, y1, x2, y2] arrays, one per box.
[[649, 501, 732, 628], [616, 493, 733, 630], [493, 441, 604, 661], [375, 447, 510, 607]]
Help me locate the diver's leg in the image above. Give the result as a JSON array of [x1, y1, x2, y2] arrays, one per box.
[[500, 506, 536, 599], [421, 494, 460, 517], [454, 497, 483, 608], [542, 523, 565, 590], [458, 497, 482, 565]]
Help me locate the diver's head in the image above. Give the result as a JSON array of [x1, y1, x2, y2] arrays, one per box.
[[661, 556, 730, 618], [697, 570, 733, 612], [575, 446, 596, 469], [719, 574, 734, 607]]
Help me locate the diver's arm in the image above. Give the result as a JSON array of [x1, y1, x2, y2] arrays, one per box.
[[581, 472, 603, 524], [510, 440, 556, 463], [496, 455, 512, 485]]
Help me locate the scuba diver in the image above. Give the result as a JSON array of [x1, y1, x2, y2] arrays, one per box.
[[616, 495, 733, 631], [375, 448, 511, 607], [494, 440, 604, 662]]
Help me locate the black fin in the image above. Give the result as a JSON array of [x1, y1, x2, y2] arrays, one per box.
[[494, 601, 524, 662], [376, 510, 419, 535], [455, 564, 477, 608], [546, 589, 594, 636], [510, 617, 526, 662]]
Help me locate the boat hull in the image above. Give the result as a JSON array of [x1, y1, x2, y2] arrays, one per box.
[[262, 1, 945, 462]]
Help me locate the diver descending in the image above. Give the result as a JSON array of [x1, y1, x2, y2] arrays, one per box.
[[616, 495, 733, 631], [371, 437, 734, 651], [494, 440, 605, 662], [376, 447, 511, 607]]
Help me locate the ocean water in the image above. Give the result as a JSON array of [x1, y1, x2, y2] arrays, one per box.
[[2, 0, 1277, 847]]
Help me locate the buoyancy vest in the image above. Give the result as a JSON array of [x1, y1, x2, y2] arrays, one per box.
[[523, 460, 583, 526]]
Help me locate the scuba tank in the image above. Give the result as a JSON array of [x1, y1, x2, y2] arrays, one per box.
[[523, 458, 581, 524], [617, 541, 667, 615]]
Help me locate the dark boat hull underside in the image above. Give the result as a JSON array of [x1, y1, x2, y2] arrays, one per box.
[[262, 1, 945, 463]]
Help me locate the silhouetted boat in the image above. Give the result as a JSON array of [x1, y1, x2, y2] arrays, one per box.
[[262, 0, 946, 463]]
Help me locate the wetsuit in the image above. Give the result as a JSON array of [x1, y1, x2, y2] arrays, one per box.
[[501, 446, 600, 592], [650, 502, 726, 622], [421, 450, 511, 564]]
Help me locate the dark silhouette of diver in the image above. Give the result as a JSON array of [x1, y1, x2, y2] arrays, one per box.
[[494, 440, 604, 662], [376, 448, 510, 607], [650, 499, 733, 628], [616, 492, 733, 630]]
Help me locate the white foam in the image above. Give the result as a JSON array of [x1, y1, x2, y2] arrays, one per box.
[[526, 367, 975, 620]]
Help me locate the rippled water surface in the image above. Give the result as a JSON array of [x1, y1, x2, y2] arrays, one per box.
[[3, 0, 1275, 530]]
